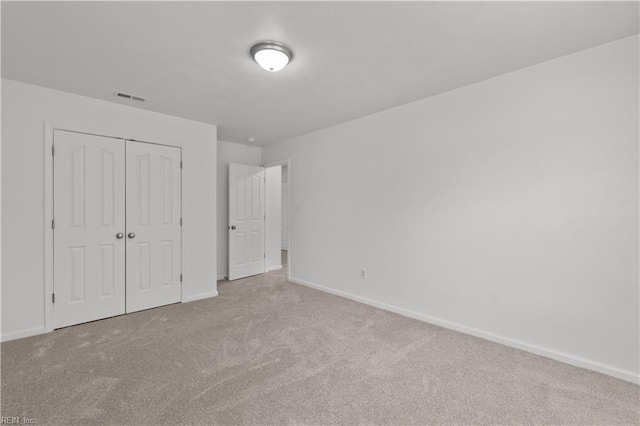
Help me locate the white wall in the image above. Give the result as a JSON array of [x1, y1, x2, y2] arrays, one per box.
[[265, 166, 282, 271], [216, 141, 261, 279], [262, 36, 640, 382], [2, 79, 218, 341]]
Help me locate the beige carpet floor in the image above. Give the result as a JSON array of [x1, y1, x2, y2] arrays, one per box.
[[2, 252, 639, 425]]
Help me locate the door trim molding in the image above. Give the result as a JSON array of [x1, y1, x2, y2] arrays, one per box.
[[43, 121, 184, 333], [44, 121, 55, 333]]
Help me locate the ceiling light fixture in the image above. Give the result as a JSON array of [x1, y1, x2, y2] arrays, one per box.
[[250, 41, 293, 72]]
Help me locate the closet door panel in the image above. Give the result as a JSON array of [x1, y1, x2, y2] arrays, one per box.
[[126, 141, 182, 313], [53, 131, 126, 328]]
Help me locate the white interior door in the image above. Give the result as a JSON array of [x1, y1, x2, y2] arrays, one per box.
[[126, 141, 182, 313], [53, 130, 126, 328], [228, 163, 265, 280]]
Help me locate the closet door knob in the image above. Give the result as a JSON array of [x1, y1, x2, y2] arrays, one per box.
[[128, 232, 136, 239], [230, 225, 236, 230], [116, 233, 124, 239]]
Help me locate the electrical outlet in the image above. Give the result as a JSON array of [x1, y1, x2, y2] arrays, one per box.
[[360, 269, 366, 279]]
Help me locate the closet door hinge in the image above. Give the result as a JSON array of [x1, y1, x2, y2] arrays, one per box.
[[180, 161, 183, 169], [180, 274, 183, 282], [52, 293, 55, 303], [52, 145, 55, 156], [51, 219, 55, 229], [180, 217, 183, 226]]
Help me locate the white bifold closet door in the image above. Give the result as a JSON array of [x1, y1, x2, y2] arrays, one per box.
[[125, 141, 182, 313], [53, 131, 127, 328], [53, 131, 181, 329]]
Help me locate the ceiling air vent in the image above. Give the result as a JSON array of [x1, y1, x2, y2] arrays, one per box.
[[114, 91, 146, 102]]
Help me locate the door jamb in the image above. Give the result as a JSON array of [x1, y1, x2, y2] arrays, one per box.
[[44, 122, 183, 333], [263, 159, 291, 281]]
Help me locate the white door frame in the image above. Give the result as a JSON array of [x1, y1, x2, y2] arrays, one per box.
[[263, 159, 291, 281], [43, 121, 183, 332]]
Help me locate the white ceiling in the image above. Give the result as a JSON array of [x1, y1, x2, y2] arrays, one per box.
[[2, 1, 638, 147]]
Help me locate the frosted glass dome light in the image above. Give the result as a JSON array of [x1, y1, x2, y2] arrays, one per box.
[[250, 41, 293, 72]]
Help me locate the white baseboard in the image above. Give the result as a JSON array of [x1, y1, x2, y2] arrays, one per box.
[[2, 292, 220, 342], [1, 326, 47, 342], [266, 265, 282, 272], [183, 290, 219, 303], [288, 276, 640, 385]]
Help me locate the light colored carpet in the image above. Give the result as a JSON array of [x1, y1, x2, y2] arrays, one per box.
[[2, 251, 639, 425]]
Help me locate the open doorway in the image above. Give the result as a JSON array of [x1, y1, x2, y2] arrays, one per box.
[[264, 159, 291, 280], [265, 165, 282, 273]]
